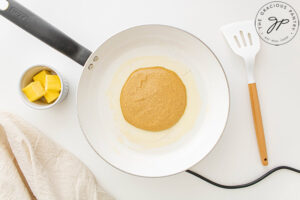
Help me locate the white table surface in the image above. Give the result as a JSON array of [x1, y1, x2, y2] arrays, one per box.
[[1, 0, 300, 199]]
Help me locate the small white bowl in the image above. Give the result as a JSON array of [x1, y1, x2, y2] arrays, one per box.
[[19, 65, 69, 109]]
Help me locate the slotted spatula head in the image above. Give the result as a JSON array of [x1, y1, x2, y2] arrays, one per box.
[[221, 20, 260, 58]]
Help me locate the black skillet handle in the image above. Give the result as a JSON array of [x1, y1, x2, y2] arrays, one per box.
[[0, 0, 92, 66]]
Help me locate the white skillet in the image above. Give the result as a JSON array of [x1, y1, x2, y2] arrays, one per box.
[[0, 0, 229, 177]]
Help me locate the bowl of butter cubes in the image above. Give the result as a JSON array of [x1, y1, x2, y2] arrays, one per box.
[[20, 65, 68, 109]]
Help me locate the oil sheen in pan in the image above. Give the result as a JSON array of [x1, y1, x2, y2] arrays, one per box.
[[107, 56, 200, 150]]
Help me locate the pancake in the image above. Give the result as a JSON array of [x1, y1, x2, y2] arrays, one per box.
[[120, 66, 187, 131]]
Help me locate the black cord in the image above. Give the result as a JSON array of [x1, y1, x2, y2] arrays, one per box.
[[186, 166, 300, 189]]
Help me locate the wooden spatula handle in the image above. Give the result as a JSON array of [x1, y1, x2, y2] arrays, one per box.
[[248, 83, 268, 166]]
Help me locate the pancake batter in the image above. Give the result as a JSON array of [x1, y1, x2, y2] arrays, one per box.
[[120, 67, 187, 131]]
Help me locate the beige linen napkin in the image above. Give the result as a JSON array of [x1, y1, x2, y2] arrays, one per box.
[[0, 112, 114, 200]]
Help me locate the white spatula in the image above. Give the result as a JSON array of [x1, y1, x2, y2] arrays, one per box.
[[221, 20, 268, 166]]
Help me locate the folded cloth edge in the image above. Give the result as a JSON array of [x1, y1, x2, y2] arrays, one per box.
[[0, 112, 114, 200]]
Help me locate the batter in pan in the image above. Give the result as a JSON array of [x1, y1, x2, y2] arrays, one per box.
[[120, 66, 187, 131]]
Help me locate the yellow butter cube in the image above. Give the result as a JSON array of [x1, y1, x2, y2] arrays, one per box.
[[33, 70, 50, 87], [22, 81, 45, 102], [45, 75, 61, 91], [44, 90, 60, 103]]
